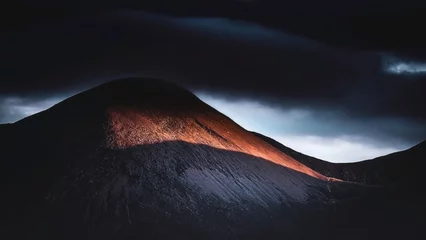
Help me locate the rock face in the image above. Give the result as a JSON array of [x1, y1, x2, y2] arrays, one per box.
[[0, 78, 425, 240]]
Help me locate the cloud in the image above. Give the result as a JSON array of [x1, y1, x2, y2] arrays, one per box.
[[196, 93, 426, 144], [0, 10, 369, 96], [1, 10, 425, 161], [382, 54, 426, 74], [196, 93, 421, 162], [174, 17, 319, 47], [0, 97, 65, 123]]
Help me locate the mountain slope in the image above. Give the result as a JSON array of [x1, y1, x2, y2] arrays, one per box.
[[253, 132, 426, 185], [12, 78, 331, 181], [1, 78, 425, 239], [0, 78, 341, 240]]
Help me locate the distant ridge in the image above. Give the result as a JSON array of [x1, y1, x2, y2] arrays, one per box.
[[253, 132, 426, 185]]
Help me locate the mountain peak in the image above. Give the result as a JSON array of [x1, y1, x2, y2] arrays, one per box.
[[13, 78, 331, 181], [55, 78, 206, 113]]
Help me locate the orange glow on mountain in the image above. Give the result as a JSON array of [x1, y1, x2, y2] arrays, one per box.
[[105, 106, 339, 182]]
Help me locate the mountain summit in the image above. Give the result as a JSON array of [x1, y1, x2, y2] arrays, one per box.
[[16, 78, 331, 180], [1, 78, 336, 239], [1, 78, 424, 240]]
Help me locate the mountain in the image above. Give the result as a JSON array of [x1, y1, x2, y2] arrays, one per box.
[[0, 78, 425, 239], [253, 132, 426, 185]]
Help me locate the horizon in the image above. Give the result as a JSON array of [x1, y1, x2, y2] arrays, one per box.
[[2, 9, 426, 164], [0, 78, 419, 163]]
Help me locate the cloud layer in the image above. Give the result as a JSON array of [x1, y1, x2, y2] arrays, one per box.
[[1, 10, 425, 162], [196, 93, 420, 162], [3, 11, 425, 119], [0, 97, 65, 123]]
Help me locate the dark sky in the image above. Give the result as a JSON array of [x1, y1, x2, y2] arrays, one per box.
[[5, 0, 426, 56], [1, 3, 426, 162]]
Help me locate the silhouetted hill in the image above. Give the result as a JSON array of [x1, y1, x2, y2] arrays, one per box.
[[12, 78, 331, 181], [0, 78, 425, 239], [0, 78, 333, 239], [253, 132, 426, 185]]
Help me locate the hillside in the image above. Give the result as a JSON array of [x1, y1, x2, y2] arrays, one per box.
[[0, 78, 424, 239], [0, 78, 337, 239]]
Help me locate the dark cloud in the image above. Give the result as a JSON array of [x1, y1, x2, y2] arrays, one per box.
[[1, 10, 425, 150], [0, 96, 65, 123], [5, 0, 426, 59], [195, 93, 425, 162], [198, 93, 426, 146]]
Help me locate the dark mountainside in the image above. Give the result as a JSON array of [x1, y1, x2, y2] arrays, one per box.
[[253, 132, 426, 185], [0, 78, 425, 239]]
